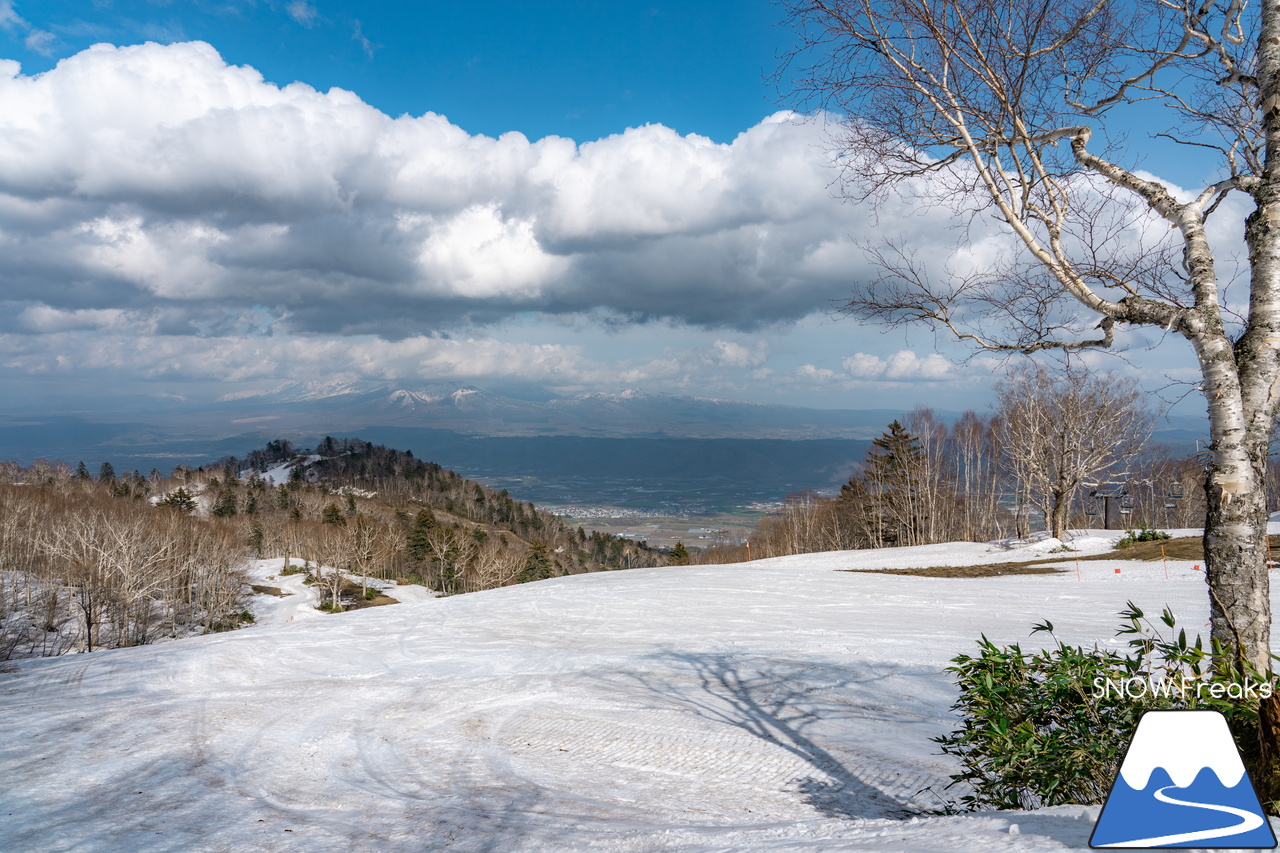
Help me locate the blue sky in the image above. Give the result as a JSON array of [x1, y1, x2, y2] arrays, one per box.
[[4, 1, 787, 144], [0, 0, 1229, 419]]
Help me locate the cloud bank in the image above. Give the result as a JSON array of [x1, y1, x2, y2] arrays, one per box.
[[0, 40, 1188, 410], [0, 40, 925, 341]]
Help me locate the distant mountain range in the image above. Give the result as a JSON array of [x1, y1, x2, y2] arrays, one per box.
[[0, 381, 1210, 512], [193, 380, 913, 440]]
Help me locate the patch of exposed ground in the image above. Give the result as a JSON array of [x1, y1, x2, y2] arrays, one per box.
[[336, 579, 399, 610], [852, 561, 1063, 578], [348, 591, 399, 609], [847, 535, 1265, 578]]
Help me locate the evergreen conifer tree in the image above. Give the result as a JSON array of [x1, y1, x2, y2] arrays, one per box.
[[212, 490, 238, 518], [159, 487, 196, 514], [861, 420, 927, 547], [518, 540, 553, 583], [249, 520, 265, 557], [406, 509, 438, 562]]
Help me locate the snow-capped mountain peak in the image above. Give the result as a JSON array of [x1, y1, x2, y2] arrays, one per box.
[[225, 379, 375, 403]]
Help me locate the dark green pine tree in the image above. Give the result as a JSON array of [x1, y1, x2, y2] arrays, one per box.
[[518, 540, 553, 583], [212, 489, 238, 518], [75, 461, 90, 480], [867, 420, 924, 472], [321, 503, 346, 526], [98, 461, 116, 483], [159, 487, 197, 514], [248, 520, 265, 557], [406, 509, 439, 563], [862, 419, 926, 547], [668, 542, 691, 566]]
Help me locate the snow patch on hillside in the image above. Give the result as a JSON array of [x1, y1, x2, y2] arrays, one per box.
[[243, 558, 436, 626]]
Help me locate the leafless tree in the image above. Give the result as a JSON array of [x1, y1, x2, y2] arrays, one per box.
[[344, 513, 395, 598], [306, 523, 351, 612], [950, 411, 1006, 540], [996, 364, 1152, 539], [905, 407, 957, 544], [467, 540, 526, 592], [1121, 450, 1207, 530], [782, 0, 1280, 685]]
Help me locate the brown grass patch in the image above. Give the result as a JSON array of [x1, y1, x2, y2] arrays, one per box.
[[846, 534, 1280, 579], [334, 578, 399, 609], [250, 584, 287, 597], [349, 592, 399, 609], [1107, 536, 1204, 561], [861, 561, 1065, 578], [854, 561, 1064, 578]]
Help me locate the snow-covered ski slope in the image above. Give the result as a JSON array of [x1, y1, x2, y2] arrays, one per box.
[[4, 530, 1277, 852]]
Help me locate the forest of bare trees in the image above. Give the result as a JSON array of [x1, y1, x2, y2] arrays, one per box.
[[0, 439, 663, 660], [705, 370, 1217, 563], [0, 465, 247, 659]]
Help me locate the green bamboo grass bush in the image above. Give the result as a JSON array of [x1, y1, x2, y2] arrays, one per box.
[[935, 603, 1273, 810], [1116, 526, 1172, 547]]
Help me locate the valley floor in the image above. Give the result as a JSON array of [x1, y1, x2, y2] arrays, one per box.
[[2, 529, 1275, 852]]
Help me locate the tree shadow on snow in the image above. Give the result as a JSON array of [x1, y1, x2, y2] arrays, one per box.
[[617, 651, 924, 821], [408, 779, 552, 853]]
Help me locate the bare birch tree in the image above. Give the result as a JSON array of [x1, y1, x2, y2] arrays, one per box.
[[905, 407, 952, 543], [781, 0, 1280, 682], [951, 411, 1006, 540]]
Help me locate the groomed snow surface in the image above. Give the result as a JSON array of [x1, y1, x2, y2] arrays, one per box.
[[4, 529, 1278, 852]]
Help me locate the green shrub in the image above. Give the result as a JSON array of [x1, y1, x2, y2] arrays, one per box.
[[935, 603, 1273, 811], [279, 564, 307, 576], [1116, 525, 1172, 547]]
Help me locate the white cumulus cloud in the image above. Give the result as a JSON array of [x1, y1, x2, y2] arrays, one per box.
[[0, 40, 988, 344], [0, 40, 1107, 401], [842, 350, 952, 381]]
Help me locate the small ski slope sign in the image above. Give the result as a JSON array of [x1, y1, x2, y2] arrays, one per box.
[[1091, 710, 1277, 848]]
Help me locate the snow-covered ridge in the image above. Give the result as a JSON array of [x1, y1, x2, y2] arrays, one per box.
[[549, 388, 767, 406], [222, 379, 373, 403]]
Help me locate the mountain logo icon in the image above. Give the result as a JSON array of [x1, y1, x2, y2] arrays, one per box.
[[1091, 709, 1277, 848]]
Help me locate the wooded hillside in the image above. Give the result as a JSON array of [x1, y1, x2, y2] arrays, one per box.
[[0, 439, 661, 660]]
